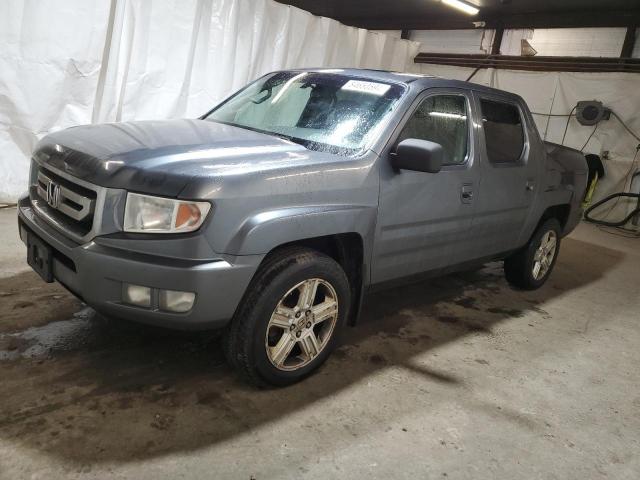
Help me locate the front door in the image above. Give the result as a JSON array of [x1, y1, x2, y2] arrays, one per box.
[[372, 88, 481, 284]]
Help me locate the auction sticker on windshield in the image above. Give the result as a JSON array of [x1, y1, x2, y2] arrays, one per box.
[[342, 80, 391, 96]]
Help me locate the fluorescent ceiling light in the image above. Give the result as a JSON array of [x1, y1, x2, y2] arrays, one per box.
[[429, 111, 467, 120], [442, 0, 479, 15], [271, 72, 307, 104]]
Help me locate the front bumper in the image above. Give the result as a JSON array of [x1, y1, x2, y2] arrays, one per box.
[[18, 196, 263, 330]]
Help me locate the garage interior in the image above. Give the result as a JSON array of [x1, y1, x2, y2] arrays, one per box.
[[1, 0, 640, 479]]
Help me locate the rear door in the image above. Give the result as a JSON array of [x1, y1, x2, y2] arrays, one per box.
[[470, 94, 539, 256], [372, 88, 481, 284]]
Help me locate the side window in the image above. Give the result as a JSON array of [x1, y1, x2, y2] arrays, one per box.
[[480, 99, 525, 164], [398, 95, 469, 165]]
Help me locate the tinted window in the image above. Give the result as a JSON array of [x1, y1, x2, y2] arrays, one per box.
[[398, 95, 469, 165], [480, 99, 525, 164]]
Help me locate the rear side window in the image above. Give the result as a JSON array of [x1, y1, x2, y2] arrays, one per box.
[[480, 99, 525, 164], [398, 95, 469, 165]]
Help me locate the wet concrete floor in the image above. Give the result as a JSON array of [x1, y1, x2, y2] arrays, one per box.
[[0, 210, 639, 479]]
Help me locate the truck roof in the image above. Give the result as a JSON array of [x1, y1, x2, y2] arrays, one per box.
[[289, 67, 524, 103]]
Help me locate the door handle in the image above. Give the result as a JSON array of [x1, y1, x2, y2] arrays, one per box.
[[525, 180, 535, 191], [461, 184, 474, 204]]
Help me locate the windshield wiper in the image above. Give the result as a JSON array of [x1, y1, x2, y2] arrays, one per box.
[[214, 121, 307, 146], [266, 131, 304, 145]]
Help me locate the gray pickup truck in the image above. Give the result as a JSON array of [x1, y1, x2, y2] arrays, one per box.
[[18, 69, 587, 386]]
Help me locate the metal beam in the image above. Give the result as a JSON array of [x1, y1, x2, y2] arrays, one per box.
[[621, 25, 638, 58], [491, 25, 504, 55], [339, 10, 640, 31], [414, 52, 640, 73]]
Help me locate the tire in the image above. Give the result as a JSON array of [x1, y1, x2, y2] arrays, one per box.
[[223, 246, 350, 387], [504, 218, 562, 290]]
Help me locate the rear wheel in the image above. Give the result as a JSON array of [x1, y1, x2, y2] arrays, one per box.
[[224, 247, 350, 387], [504, 218, 561, 290]]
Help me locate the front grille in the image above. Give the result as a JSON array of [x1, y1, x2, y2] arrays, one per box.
[[31, 163, 98, 238]]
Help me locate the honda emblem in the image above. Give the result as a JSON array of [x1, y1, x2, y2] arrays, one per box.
[[46, 181, 61, 209]]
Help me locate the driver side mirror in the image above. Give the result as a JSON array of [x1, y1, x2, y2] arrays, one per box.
[[391, 138, 443, 174]]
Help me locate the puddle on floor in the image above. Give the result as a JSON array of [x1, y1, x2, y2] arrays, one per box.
[[0, 308, 95, 360]]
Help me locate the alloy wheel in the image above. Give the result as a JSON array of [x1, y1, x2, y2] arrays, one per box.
[[532, 230, 557, 280], [265, 278, 339, 371]]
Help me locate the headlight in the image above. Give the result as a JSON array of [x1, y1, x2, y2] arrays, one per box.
[[123, 193, 211, 233]]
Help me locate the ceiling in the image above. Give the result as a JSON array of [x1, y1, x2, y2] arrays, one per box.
[[275, 0, 640, 30]]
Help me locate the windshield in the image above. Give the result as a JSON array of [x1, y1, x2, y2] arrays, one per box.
[[204, 71, 406, 155]]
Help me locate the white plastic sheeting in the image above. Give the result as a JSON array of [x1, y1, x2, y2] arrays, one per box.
[[0, 0, 419, 203], [416, 63, 640, 224]]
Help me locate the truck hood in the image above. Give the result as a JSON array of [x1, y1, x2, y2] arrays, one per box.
[[33, 119, 321, 197]]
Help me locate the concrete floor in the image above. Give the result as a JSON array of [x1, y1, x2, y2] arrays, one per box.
[[0, 207, 639, 480]]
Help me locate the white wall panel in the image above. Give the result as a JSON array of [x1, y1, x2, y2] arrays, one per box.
[[0, 0, 111, 203], [529, 28, 626, 57], [500, 29, 534, 56], [411, 29, 495, 54], [502, 28, 627, 57], [370, 30, 402, 39], [0, 0, 419, 202]]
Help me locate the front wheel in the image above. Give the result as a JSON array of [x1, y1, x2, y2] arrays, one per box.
[[504, 218, 561, 290], [223, 247, 350, 387]]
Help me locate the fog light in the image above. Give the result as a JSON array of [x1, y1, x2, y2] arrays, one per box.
[[159, 289, 195, 313], [123, 283, 151, 308]]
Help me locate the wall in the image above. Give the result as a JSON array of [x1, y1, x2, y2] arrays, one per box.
[[410, 29, 495, 54], [501, 28, 628, 57], [0, 0, 419, 203], [370, 30, 402, 39]]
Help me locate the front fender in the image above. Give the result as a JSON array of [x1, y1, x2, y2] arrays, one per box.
[[222, 205, 377, 256]]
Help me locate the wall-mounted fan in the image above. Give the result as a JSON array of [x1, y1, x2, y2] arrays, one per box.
[[576, 100, 611, 126]]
